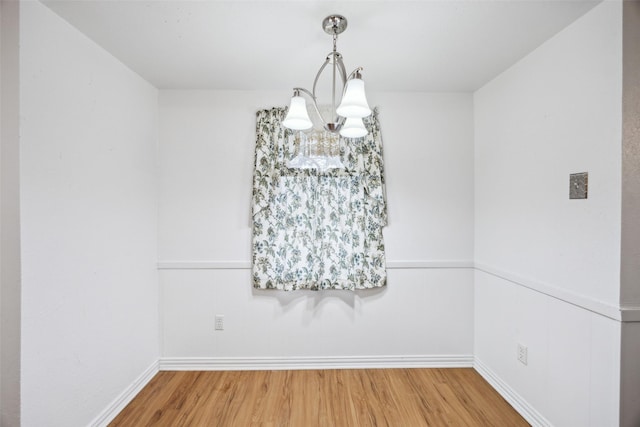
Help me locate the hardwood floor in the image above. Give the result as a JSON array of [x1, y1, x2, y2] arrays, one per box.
[[110, 368, 529, 426]]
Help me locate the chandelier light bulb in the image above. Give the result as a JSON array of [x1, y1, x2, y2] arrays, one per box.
[[283, 95, 313, 131]]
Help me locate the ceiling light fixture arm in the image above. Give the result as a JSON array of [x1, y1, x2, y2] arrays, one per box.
[[308, 51, 349, 131]]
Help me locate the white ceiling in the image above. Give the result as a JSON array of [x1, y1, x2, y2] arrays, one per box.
[[42, 0, 601, 92]]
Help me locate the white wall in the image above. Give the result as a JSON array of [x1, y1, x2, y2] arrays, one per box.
[[1, 2, 21, 426], [158, 90, 475, 363], [475, 0, 622, 306], [474, 2, 623, 426], [19, 2, 159, 426]]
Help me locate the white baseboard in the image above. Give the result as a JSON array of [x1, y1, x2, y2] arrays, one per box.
[[474, 358, 551, 427], [89, 360, 159, 427], [159, 354, 474, 371]]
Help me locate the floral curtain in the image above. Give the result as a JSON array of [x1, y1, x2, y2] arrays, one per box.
[[251, 107, 387, 291]]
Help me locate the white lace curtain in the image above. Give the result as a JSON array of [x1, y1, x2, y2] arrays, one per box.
[[251, 107, 387, 291]]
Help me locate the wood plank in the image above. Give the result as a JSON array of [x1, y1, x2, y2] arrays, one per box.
[[109, 368, 529, 426]]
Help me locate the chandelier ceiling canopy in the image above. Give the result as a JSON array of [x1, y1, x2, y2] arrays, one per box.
[[282, 15, 372, 138]]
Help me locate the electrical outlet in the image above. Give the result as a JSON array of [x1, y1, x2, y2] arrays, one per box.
[[517, 343, 528, 365], [215, 314, 224, 331]]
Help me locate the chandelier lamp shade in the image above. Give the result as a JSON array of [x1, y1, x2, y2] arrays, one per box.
[[281, 93, 312, 131], [282, 15, 372, 138], [340, 117, 368, 138]]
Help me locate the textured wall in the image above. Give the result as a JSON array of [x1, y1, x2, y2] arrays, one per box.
[[1, 2, 21, 426], [620, 2, 640, 424]]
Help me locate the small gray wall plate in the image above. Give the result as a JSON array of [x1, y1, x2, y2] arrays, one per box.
[[570, 172, 588, 199]]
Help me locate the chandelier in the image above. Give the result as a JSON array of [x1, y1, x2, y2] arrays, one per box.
[[282, 15, 372, 138]]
